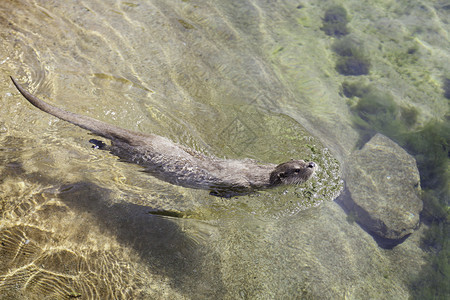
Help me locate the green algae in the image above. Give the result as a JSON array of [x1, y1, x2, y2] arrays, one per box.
[[412, 221, 450, 299], [343, 79, 449, 300], [332, 38, 371, 76], [321, 5, 349, 37], [383, 42, 420, 68], [1, 0, 449, 298], [443, 77, 450, 99]]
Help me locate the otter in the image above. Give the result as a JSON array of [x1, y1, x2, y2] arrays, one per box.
[[10, 77, 316, 197]]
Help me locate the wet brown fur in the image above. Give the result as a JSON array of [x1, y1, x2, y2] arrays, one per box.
[[11, 77, 316, 196]]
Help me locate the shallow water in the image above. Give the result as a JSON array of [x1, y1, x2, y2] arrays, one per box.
[[1, 0, 448, 299]]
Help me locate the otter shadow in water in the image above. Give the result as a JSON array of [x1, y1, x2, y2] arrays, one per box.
[[57, 181, 224, 296], [0, 135, 223, 297]]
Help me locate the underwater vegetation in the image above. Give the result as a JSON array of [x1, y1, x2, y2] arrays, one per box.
[[336, 57, 371, 76], [402, 121, 449, 192], [353, 89, 398, 123], [342, 81, 411, 139], [332, 38, 364, 57], [342, 80, 450, 299], [321, 5, 349, 37], [412, 219, 450, 299], [444, 77, 450, 99], [382, 42, 420, 70], [325, 1, 448, 296], [342, 80, 371, 98], [321, 5, 370, 76], [333, 38, 370, 76], [343, 80, 448, 191]]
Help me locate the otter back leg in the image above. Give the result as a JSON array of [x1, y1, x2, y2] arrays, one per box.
[[89, 139, 109, 150]]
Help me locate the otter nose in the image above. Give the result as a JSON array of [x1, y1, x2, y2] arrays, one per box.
[[307, 162, 316, 168]]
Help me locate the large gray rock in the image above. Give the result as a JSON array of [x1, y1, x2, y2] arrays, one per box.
[[343, 134, 422, 240]]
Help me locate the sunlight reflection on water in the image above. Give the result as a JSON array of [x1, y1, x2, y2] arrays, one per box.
[[1, 0, 448, 298]]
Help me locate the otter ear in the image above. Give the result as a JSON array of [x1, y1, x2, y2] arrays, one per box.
[[270, 170, 285, 185]]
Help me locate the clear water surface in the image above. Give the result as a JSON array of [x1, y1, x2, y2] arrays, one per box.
[[0, 0, 448, 299]]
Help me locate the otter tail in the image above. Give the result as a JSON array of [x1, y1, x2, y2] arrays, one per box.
[[10, 77, 142, 144]]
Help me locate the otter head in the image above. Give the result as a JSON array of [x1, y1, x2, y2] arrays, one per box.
[[269, 160, 317, 186]]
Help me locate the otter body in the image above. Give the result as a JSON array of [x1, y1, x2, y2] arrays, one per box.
[[11, 77, 316, 196]]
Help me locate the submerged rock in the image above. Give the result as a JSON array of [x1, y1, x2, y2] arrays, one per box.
[[343, 134, 422, 241]]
